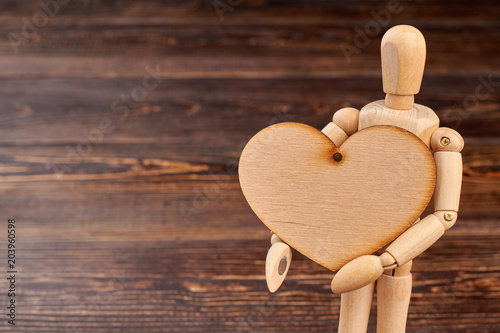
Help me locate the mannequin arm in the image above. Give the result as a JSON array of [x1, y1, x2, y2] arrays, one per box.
[[331, 127, 464, 294], [322, 107, 360, 145], [383, 127, 464, 266]]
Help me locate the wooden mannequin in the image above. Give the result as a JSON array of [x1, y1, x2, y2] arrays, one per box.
[[240, 25, 463, 332], [330, 25, 463, 332]]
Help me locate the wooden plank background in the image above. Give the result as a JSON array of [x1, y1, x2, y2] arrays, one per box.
[[0, 0, 498, 332]]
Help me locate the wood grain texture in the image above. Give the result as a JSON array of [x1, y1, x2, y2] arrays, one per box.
[[386, 214, 446, 267], [359, 100, 440, 147], [434, 151, 463, 211], [431, 127, 465, 153], [321, 121, 348, 146], [377, 273, 413, 333], [0, 1, 496, 332], [240, 124, 435, 271], [381, 25, 426, 96], [331, 107, 360, 135], [385, 93, 415, 110], [338, 282, 375, 333]]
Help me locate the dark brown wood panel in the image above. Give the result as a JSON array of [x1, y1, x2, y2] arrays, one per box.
[[8, 233, 500, 332], [0, 2, 498, 78], [0, 78, 497, 147], [0, 1, 497, 332]]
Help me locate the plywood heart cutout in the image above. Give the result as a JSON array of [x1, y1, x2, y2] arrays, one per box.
[[239, 123, 436, 271]]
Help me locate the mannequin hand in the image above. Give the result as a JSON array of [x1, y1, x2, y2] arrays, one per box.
[[330, 253, 396, 294]]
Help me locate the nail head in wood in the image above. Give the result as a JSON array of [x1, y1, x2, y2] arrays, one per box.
[[443, 211, 454, 221], [431, 127, 464, 152], [441, 137, 450, 146], [433, 211, 458, 230]]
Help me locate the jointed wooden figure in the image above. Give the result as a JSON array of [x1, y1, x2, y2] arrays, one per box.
[[239, 25, 463, 332]]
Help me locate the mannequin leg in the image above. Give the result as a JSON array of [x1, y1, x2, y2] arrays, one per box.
[[338, 281, 375, 333], [377, 260, 413, 333]]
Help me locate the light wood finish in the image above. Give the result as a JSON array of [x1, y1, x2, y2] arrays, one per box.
[[270, 233, 281, 245], [321, 122, 348, 146], [0, 5, 495, 332], [380, 252, 397, 269], [239, 124, 436, 271], [385, 93, 414, 110], [383, 259, 413, 277], [266, 241, 292, 293], [434, 151, 463, 211], [377, 273, 413, 333], [381, 25, 426, 96], [386, 214, 445, 266], [433, 211, 458, 230], [359, 100, 440, 147], [431, 127, 465, 152], [331, 255, 384, 294], [393, 260, 413, 277], [338, 282, 375, 333], [332, 107, 360, 135]]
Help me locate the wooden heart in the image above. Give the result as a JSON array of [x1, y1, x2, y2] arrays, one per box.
[[239, 123, 435, 271]]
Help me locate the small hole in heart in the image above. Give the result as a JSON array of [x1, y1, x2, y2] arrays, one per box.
[[278, 256, 288, 275], [333, 152, 343, 162]]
